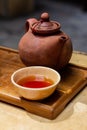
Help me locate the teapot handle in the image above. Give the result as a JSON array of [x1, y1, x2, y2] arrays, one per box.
[[25, 18, 38, 32]]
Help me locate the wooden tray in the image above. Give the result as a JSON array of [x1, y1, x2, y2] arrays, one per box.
[[0, 46, 87, 120]]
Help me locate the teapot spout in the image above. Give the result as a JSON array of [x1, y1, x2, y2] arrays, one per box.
[[26, 18, 38, 32], [59, 34, 68, 43]]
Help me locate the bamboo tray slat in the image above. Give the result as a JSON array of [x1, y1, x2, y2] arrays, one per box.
[[0, 46, 87, 119]]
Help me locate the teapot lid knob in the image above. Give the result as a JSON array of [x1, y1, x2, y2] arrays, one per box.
[[41, 12, 50, 21], [31, 12, 61, 35]]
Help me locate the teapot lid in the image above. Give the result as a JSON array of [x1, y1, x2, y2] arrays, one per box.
[[31, 12, 61, 35]]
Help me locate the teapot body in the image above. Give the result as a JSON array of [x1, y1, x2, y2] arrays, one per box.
[[18, 13, 73, 70]]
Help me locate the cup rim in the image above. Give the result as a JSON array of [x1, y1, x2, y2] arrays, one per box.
[[11, 66, 61, 90]]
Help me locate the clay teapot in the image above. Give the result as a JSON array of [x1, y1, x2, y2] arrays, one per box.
[[18, 12, 73, 70]]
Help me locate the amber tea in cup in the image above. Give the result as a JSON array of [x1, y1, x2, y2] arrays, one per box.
[[17, 75, 54, 89]]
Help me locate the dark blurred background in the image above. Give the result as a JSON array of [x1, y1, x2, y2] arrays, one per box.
[[0, 0, 87, 52]]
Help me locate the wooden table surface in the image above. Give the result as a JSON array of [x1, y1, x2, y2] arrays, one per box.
[[0, 46, 87, 130]]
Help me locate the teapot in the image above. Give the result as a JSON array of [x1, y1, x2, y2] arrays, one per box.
[[18, 12, 73, 70]]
